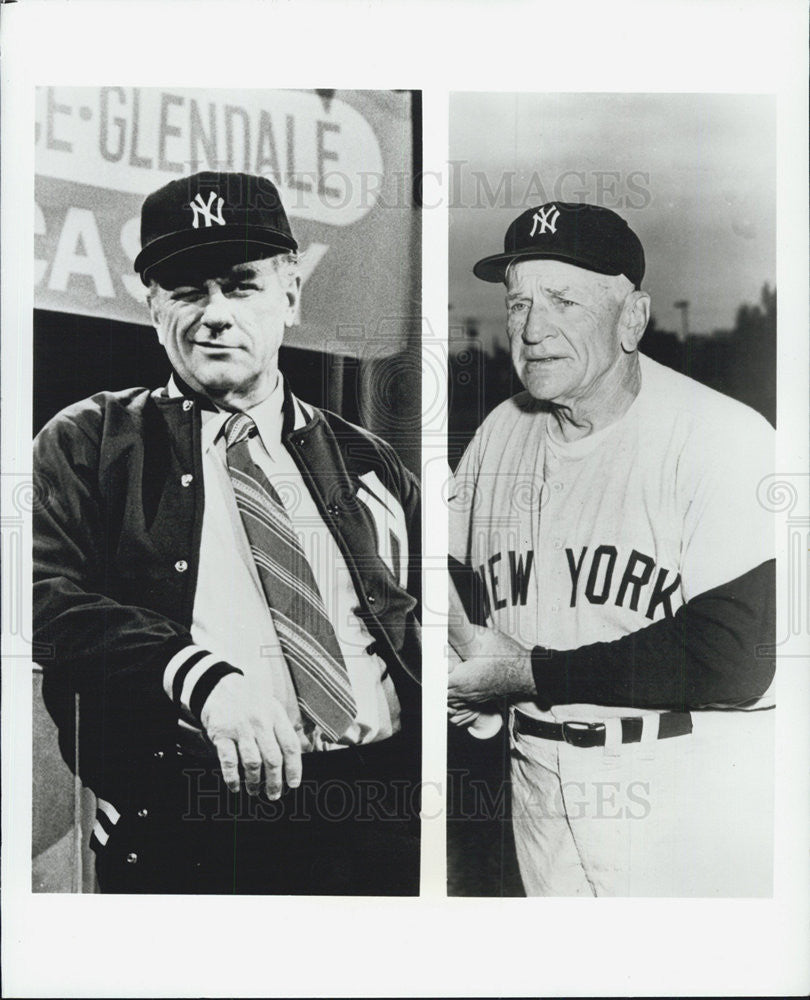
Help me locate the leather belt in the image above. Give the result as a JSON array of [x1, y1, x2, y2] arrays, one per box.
[[513, 708, 692, 748], [173, 724, 415, 764]]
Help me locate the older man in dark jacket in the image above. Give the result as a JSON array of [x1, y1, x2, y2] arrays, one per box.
[[34, 172, 421, 895]]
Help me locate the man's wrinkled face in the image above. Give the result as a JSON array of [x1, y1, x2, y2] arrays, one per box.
[[505, 259, 631, 406], [148, 254, 299, 408]]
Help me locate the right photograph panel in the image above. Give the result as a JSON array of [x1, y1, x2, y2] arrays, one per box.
[[446, 92, 776, 898]]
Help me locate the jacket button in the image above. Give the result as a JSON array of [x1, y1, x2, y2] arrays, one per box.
[[297, 438, 306, 447], [182, 400, 193, 412], [153, 750, 165, 759], [126, 852, 138, 864], [137, 808, 148, 819], [174, 560, 188, 573], [367, 593, 376, 605], [181, 474, 193, 487]]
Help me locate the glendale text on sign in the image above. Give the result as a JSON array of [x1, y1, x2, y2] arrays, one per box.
[[34, 88, 417, 357], [36, 87, 384, 224]]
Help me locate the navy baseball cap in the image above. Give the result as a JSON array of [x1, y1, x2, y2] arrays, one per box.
[[473, 202, 645, 288], [134, 171, 298, 285]]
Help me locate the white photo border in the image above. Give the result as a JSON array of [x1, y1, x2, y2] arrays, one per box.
[[2, 1, 808, 997]]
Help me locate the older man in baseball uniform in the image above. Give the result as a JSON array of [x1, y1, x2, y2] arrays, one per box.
[[448, 202, 775, 897]]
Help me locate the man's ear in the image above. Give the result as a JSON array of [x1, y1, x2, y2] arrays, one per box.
[[620, 290, 651, 352], [147, 288, 166, 345], [285, 273, 302, 326]]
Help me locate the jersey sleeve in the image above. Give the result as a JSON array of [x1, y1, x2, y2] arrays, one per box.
[[530, 406, 776, 712], [531, 557, 775, 711]]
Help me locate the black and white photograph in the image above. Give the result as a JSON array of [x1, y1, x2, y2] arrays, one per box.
[[447, 92, 777, 897], [31, 86, 423, 896], [2, 1, 808, 997]]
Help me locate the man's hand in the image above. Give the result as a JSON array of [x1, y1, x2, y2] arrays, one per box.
[[447, 643, 483, 727], [199, 673, 302, 799], [447, 624, 535, 706]]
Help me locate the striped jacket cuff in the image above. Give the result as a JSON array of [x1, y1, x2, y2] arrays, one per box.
[[163, 644, 243, 725], [89, 797, 121, 854]]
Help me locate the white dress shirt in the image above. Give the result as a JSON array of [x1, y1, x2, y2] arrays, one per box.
[[172, 375, 401, 751]]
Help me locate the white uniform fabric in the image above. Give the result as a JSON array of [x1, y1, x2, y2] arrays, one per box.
[[450, 354, 775, 896], [510, 707, 774, 897]]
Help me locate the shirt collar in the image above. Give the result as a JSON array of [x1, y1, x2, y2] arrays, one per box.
[[166, 373, 312, 455], [241, 375, 286, 454], [167, 372, 313, 454]]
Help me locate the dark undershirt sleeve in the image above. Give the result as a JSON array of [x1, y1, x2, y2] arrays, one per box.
[[531, 559, 775, 712]]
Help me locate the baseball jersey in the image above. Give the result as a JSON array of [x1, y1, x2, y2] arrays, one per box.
[[450, 352, 775, 722]]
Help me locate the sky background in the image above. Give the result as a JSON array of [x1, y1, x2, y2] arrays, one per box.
[[449, 92, 776, 351]]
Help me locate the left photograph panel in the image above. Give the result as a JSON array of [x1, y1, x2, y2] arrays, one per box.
[[32, 87, 422, 895]]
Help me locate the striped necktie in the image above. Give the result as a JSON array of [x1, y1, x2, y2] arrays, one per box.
[[223, 411, 357, 742]]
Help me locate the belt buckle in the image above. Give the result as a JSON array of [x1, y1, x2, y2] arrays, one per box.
[[561, 721, 603, 748]]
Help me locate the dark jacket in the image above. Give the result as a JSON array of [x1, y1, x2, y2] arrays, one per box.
[[33, 378, 421, 809]]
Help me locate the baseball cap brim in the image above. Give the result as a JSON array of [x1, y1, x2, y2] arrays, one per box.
[[473, 248, 630, 284], [135, 225, 298, 285]]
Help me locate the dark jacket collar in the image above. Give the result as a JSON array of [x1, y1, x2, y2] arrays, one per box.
[[166, 368, 315, 433], [168, 370, 218, 412]]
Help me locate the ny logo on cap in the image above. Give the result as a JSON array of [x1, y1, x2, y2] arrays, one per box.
[[529, 205, 560, 237], [189, 191, 226, 229]]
